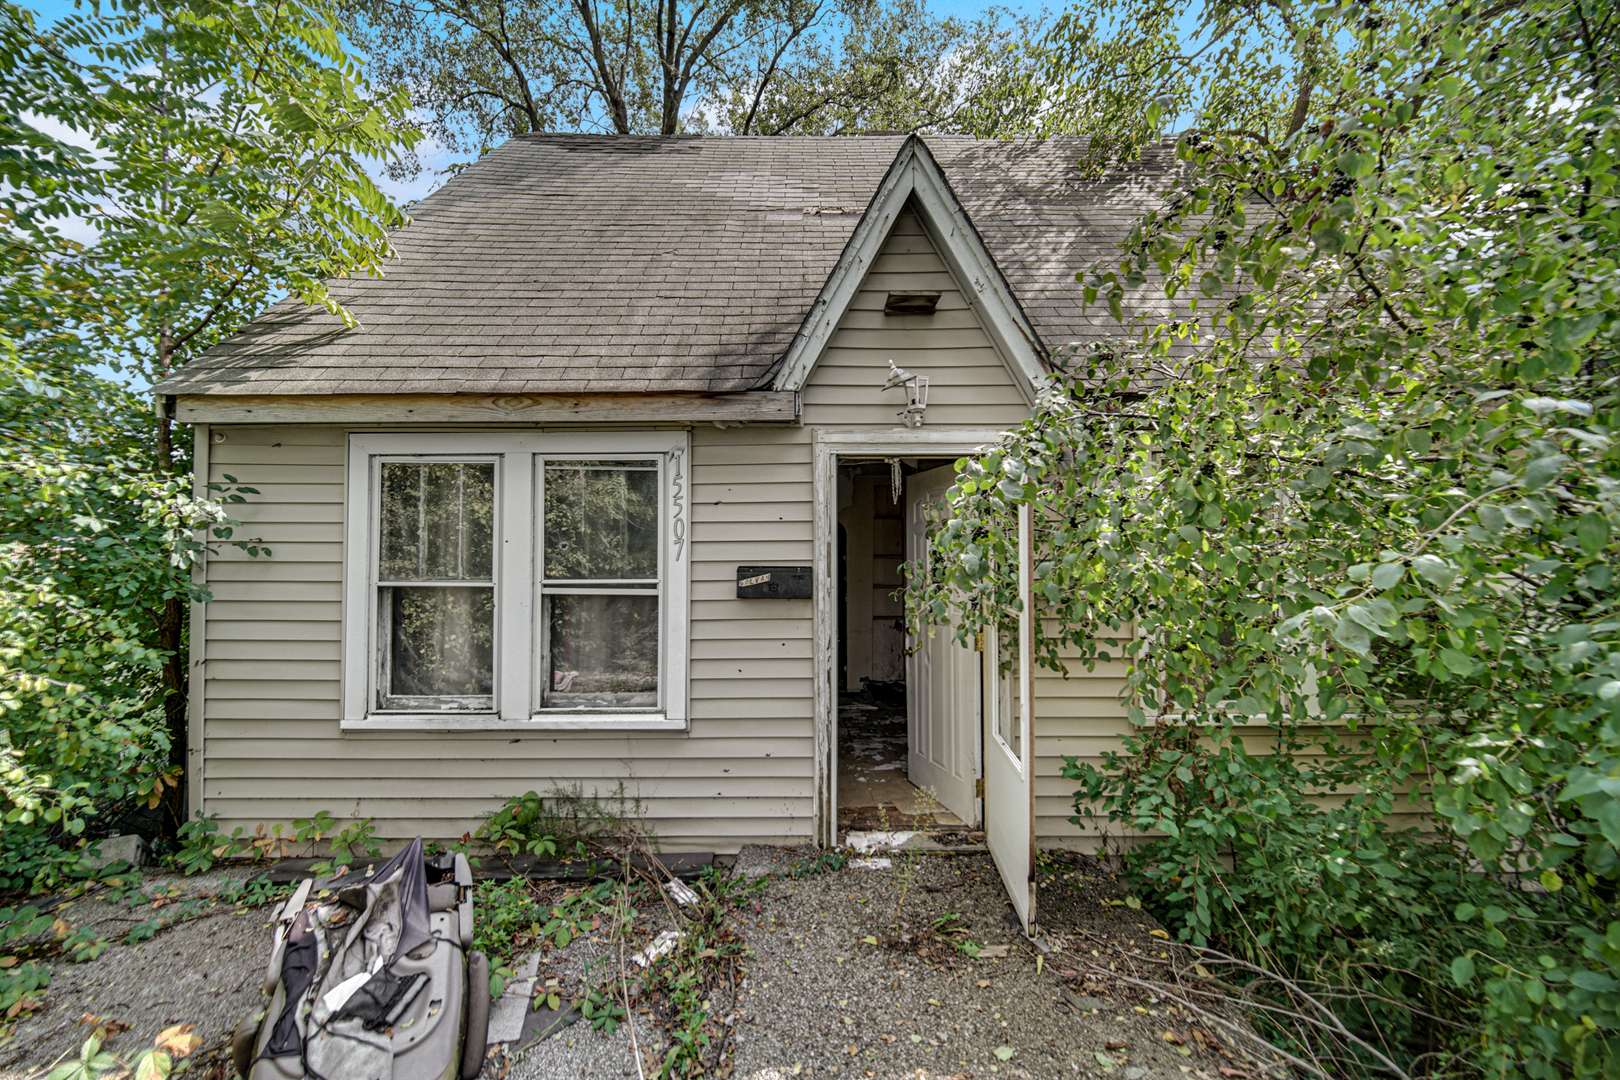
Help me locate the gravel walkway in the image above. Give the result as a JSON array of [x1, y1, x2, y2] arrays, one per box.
[[1, 870, 273, 1079], [495, 847, 1264, 1080], [0, 852, 1263, 1080]]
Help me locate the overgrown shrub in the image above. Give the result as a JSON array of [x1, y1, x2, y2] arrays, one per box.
[[0, 443, 251, 891], [910, 0, 1620, 1074], [1065, 724, 1563, 1070]]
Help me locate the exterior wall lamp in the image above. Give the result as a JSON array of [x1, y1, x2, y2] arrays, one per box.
[[882, 360, 930, 428]]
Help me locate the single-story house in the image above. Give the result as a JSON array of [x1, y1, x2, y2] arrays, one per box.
[[153, 134, 1175, 925]]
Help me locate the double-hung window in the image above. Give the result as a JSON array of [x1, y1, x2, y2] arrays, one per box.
[[343, 432, 689, 730]]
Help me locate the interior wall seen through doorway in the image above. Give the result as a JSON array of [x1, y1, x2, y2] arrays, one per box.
[[837, 470, 906, 692]]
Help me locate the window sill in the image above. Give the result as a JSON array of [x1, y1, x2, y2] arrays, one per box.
[[341, 713, 688, 733]]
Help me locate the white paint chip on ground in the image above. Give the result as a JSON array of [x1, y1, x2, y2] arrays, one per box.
[[848, 858, 892, 870], [487, 977, 535, 1044], [847, 831, 917, 853], [630, 930, 683, 968]]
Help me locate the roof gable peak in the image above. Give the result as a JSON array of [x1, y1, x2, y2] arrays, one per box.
[[772, 137, 1048, 399]]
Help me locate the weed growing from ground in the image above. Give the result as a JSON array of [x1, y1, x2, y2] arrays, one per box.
[[638, 863, 759, 1078], [0, 904, 108, 1042], [580, 984, 628, 1036], [475, 783, 646, 862], [473, 876, 625, 994], [110, 872, 292, 944], [170, 811, 383, 874], [891, 785, 939, 921], [785, 851, 846, 879]]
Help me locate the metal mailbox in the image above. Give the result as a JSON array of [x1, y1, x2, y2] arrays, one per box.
[[736, 566, 812, 599]]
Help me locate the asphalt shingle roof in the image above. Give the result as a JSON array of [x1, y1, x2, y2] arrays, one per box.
[[153, 135, 1180, 397]]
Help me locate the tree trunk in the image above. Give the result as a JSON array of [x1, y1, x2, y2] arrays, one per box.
[[1285, 74, 1314, 140], [155, 402, 172, 465], [159, 594, 188, 828]]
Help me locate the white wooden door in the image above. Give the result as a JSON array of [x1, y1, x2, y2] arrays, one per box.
[[984, 501, 1036, 933], [904, 465, 979, 825]]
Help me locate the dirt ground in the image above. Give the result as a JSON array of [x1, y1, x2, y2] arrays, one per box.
[[0, 850, 1266, 1080]]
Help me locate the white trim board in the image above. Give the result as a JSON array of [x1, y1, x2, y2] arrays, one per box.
[[811, 427, 1012, 846], [773, 137, 1049, 404]]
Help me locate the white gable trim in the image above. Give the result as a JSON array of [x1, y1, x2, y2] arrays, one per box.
[[772, 137, 1048, 401]]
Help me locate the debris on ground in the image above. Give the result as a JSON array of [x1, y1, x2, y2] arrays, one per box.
[[0, 846, 1269, 1080], [630, 930, 683, 968]]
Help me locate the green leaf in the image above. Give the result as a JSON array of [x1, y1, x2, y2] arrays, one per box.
[[1439, 649, 1477, 676], [1332, 615, 1371, 655], [1313, 227, 1347, 254], [1522, 454, 1566, 491], [1371, 562, 1405, 590], [994, 1046, 1015, 1061], [1411, 555, 1457, 589], [1576, 513, 1611, 556], [1450, 955, 1476, 987], [1596, 799, 1620, 847], [133, 1050, 173, 1080]]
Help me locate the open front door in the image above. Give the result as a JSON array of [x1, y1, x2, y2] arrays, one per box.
[[905, 465, 979, 824], [984, 502, 1036, 933]]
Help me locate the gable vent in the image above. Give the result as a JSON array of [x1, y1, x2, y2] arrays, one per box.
[[884, 291, 941, 315]]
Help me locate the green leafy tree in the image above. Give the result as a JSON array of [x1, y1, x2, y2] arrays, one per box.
[[708, 0, 1040, 136], [1013, 0, 1376, 164], [1, 0, 419, 874], [345, 0, 1036, 165], [912, 0, 1620, 1073]]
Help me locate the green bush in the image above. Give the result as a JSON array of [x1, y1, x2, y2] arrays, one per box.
[[910, 0, 1620, 1072], [1065, 723, 1569, 1071], [0, 459, 185, 891]]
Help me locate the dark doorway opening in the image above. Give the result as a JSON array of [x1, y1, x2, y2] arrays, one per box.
[[834, 457, 970, 838]]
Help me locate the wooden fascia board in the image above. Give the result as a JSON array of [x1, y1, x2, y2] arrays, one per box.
[[772, 138, 1049, 402], [175, 391, 800, 425]]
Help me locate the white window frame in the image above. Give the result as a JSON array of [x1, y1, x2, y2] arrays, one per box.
[[342, 431, 690, 732]]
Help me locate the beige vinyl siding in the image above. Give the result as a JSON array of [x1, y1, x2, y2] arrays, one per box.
[[801, 210, 1030, 428], [1029, 652, 1133, 848], [196, 201, 1134, 852], [201, 424, 814, 851]]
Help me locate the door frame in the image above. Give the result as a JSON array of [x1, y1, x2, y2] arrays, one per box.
[[811, 427, 1010, 847]]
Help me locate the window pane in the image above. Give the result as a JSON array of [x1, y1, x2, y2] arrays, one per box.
[[387, 586, 494, 702], [544, 462, 658, 580], [380, 462, 494, 581], [544, 593, 658, 708]]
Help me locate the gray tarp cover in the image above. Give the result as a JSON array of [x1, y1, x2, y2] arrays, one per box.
[[263, 836, 435, 1076]]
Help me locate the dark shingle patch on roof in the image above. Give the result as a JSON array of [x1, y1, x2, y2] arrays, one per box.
[[926, 137, 1187, 359], [155, 135, 1183, 397]]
